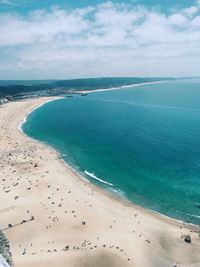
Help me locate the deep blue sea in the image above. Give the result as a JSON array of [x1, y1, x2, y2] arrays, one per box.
[[23, 79, 200, 224]]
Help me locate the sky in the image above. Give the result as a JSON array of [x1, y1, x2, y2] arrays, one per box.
[[0, 0, 200, 79]]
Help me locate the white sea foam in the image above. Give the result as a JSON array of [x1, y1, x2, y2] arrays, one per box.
[[109, 187, 125, 198], [18, 102, 46, 133], [84, 170, 113, 186], [18, 98, 62, 133]]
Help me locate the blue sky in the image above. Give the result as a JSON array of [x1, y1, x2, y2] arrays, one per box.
[[0, 0, 200, 79]]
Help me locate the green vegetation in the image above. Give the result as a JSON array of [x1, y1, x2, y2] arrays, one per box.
[[0, 77, 172, 100]]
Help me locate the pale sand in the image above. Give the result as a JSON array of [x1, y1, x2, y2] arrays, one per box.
[[75, 80, 168, 94], [0, 97, 200, 267]]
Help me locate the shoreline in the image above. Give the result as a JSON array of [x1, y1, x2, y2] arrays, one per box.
[[74, 80, 170, 94], [1, 97, 200, 267], [21, 97, 197, 228], [21, 96, 198, 228], [18, 97, 64, 133]]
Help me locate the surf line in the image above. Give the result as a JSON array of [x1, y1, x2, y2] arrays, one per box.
[[84, 170, 113, 186]]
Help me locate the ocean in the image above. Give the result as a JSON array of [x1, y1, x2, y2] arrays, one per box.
[[23, 79, 200, 224]]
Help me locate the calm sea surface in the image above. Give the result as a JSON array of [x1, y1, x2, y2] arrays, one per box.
[[23, 79, 200, 224]]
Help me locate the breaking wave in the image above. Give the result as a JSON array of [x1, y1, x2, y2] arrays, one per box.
[[84, 170, 113, 186]]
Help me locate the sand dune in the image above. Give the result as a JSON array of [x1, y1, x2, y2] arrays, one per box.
[[0, 97, 200, 267]]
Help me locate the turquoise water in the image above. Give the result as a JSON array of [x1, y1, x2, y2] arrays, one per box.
[[23, 80, 200, 224]]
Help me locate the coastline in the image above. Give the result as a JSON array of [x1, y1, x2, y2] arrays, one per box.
[[75, 80, 169, 94], [18, 97, 64, 133], [0, 97, 200, 267], [20, 97, 195, 228]]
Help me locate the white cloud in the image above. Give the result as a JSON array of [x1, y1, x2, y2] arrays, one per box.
[[0, 1, 200, 79], [169, 13, 188, 26], [183, 6, 198, 16]]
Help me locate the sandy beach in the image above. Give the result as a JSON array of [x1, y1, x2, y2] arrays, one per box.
[[75, 80, 168, 94], [0, 97, 200, 267]]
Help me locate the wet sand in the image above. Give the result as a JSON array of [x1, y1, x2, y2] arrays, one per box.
[[0, 97, 200, 267]]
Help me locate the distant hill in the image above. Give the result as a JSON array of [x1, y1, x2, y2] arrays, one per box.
[[0, 80, 55, 86], [52, 77, 167, 88], [0, 77, 174, 100]]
